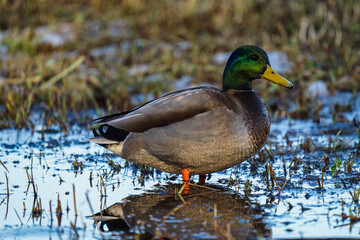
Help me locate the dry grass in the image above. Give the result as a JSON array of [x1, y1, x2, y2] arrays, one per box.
[[0, 0, 359, 129]]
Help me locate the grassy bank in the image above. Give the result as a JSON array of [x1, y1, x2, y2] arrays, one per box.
[[0, 0, 359, 129]]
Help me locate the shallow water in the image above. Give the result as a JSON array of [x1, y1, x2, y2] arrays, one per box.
[[0, 110, 359, 239]]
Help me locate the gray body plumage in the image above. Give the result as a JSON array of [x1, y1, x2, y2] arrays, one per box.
[[88, 86, 270, 175]]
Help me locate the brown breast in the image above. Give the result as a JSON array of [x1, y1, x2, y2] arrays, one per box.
[[226, 90, 271, 152]]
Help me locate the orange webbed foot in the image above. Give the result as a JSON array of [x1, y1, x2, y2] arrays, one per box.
[[180, 169, 190, 195]]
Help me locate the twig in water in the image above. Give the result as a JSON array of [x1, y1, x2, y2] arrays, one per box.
[[5, 173, 9, 197], [49, 200, 53, 226], [317, 177, 321, 188], [280, 177, 290, 192], [0, 159, 9, 173], [14, 209, 23, 225], [264, 146, 275, 162], [5, 173, 9, 219], [85, 191, 105, 239], [73, 184, 77, 216]]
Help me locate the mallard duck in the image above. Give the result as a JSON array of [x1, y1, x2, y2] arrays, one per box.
[[88, 45, 292, 184]]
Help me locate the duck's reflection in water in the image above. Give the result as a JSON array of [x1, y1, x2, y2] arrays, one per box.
[[92, 184, 271, 239]]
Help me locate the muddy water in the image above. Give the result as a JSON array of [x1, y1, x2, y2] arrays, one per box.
[[0, 108, 359, 239]]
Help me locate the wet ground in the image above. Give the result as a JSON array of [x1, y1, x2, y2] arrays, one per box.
[[1, 1, 360, 238], [0, 92, 360, 239]]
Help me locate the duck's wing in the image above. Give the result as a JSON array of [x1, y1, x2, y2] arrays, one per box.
[[93, 87, 236, 133]]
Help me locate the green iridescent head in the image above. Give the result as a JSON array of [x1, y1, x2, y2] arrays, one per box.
[[222, 45, 293, 91]]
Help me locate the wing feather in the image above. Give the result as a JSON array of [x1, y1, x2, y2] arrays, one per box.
[[93, 86, 235, 133]]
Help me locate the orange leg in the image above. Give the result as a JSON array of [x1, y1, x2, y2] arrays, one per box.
[[182, 169, 190, 182], [199, 174, 206, 184], [181, 169, 190, 194]]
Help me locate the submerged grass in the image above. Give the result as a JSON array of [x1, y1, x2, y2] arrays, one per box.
[[0, 0, 359, 128]]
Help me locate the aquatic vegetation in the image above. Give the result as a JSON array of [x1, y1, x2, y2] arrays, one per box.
[[344, 153, 356, 174], [1, 0, 360, 239], [350, 187, 360, 204], [300, 137, 314, 153], [330, 156, 342, 178], [0, 120, 359, 238], [327, 130, 343, 153], [104, 155, 121, 173], [71, 157, 84, 171]]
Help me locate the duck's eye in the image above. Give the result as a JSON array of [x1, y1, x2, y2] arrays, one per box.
[[249, 55, 259, 61]]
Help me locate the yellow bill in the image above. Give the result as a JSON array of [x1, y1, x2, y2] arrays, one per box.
[[260, 65, 293, 89]]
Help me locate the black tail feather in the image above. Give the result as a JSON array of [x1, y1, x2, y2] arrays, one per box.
[[92, 128, 100, 137], [97, 124, 130, 142]]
